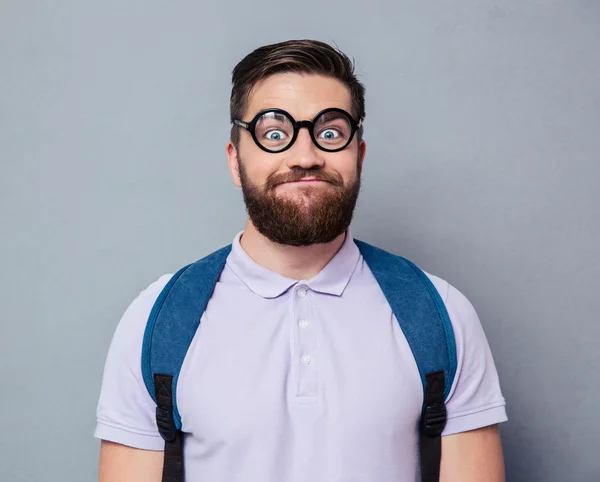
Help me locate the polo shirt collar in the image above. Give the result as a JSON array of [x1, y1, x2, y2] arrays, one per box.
[[226, 229, 361, 299]]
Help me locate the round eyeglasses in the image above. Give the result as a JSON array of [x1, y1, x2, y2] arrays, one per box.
[[232, 107, 361, 153]]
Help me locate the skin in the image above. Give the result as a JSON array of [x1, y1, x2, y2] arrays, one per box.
[[98, 441, 162, 482], [98, 72, 505, 482], [227, 72, 367, 280]]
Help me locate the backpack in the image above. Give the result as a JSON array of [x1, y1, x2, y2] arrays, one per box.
[[141, 239, 457, 482]]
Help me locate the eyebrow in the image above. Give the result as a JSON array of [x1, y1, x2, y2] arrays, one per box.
[[317, 112, 347, 123], [252, 108, 351, 123]]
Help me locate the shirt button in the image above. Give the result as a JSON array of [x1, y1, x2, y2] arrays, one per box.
[[297, 286, 308, 298], [298, 319, 309, 329], [300, 355, 312, 365]]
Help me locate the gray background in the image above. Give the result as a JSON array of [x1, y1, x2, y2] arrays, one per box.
[[1, 1, 598, 480]]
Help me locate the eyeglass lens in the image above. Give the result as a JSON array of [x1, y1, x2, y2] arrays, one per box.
[[254, 110, 353, 152]]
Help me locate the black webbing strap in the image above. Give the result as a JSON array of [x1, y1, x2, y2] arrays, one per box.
[[154, 374, 184, 482], [419, 371, 447, 482]]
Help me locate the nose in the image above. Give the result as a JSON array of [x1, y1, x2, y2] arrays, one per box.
[[285, 127, 325, 170]]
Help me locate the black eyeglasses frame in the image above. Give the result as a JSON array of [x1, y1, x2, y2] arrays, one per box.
[[232, 107, 361, 154]]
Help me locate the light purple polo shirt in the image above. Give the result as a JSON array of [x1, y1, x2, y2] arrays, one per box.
[[95, 230, 507, 481]]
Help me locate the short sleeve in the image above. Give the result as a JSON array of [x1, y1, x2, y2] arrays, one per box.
[[427, 275, 508, 436], [94, 274, 173, 450]]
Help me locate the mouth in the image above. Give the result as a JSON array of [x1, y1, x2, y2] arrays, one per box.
[[283, 178, 329, 184]]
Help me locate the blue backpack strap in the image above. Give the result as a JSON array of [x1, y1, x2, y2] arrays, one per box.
[[355, 239, 457, 482], [141, 244, 232, 482], [141, 239, 456, 482]]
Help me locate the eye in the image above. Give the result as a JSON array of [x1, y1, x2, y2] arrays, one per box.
[[318, 128, 341, 140], [265, 130, 288, 141]]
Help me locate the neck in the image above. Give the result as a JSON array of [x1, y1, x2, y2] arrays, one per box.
[[239, 219, 347, 280]]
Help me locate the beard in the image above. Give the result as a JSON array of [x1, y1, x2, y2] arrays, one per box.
[[238, 157, 362, 247]]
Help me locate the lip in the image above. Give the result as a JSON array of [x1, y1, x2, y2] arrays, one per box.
[[284, 178, 328, 184]]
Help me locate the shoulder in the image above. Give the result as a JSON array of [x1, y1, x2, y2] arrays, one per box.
[[421, 271, 475, 321], [136, 274, 174, 307], [114, 274, 175, 337], [420, 270, 487, 352], [420, 271, 507, 431], [95, 273, 176, 448], [104, 273, 175, 368], [355, 241, 476, 317]]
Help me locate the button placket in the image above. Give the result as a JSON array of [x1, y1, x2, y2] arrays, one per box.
[[294, 284, 318, 399]]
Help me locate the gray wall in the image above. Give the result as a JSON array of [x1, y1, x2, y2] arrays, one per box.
[[1, 1, 598, 481]]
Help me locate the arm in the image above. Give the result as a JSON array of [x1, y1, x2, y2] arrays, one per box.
[[440, 424, 505, 482], [95, 275, 174, 481], [98, 441, 164, 482], [429, 279, 508, 481]]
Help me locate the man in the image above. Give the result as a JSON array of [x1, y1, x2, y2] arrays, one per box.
[[96, 39, 507, 481]]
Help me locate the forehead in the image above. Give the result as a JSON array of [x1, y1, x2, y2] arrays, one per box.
[[245, 73, 352, 120]]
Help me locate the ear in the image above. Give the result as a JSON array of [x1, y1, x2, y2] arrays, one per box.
[[226, 141, 242, 187], [358, 139, 367, 168]]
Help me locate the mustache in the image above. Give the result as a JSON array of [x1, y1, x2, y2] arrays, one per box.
[[265, 168, 344, 190]]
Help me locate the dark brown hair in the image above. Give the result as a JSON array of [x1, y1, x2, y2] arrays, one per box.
[[229, 39, 366, 147]]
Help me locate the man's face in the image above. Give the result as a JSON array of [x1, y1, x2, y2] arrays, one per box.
[[227, 73, 366, 247]]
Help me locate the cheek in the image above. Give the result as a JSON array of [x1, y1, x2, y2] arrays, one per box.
[[328, 152, 360, 179], [239, 148, 285, 182]]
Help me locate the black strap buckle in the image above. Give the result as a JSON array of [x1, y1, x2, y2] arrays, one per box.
[[154, 374, 178, 443], [421, 371, 447, 438], [421, 401, 447, 437], [156, 406, 177, 442]]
